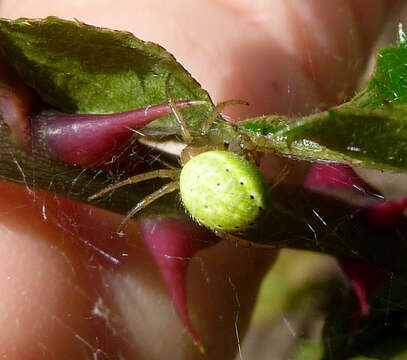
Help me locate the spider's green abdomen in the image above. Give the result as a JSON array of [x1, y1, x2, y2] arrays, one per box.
[[179, 150, 270, 231]]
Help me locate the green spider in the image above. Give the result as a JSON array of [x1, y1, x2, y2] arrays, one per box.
[[89, 77, 271, 233]]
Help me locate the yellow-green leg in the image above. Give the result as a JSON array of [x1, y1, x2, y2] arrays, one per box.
[[89, 169, 180, 200], [118, 180, 179, 231]]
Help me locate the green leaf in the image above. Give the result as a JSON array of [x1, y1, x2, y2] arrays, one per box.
[[238, 114, 364, 165], [237, 24, 407, 172], [352, 23, 407, 109], [0, 16, 217, 136]]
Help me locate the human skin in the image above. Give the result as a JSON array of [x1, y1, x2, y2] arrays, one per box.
[[0, 1, 403, 359]]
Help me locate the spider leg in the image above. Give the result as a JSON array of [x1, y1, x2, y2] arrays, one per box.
[[117, 180, 179, 232], [88, 169, 180, 200], [215, 230, 276, 248], [166, 75, 194, 144], [201, 100, 249, 135]]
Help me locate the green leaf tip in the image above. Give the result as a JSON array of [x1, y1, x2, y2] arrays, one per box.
[[398, 22, 407, 47]]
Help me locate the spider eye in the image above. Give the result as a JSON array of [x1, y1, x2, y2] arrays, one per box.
[[179, 150, 270, 231]]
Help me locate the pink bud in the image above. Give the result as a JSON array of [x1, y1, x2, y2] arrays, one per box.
[[365, 197, 407, 228], [339, 258, 393, 336], [305, 162, 376, 193], [32, 100, 200, 168], [138, 218, 217, 352]]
